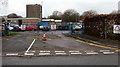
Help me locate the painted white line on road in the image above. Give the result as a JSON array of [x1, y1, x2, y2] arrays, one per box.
[[24, 53, 34, 56], [86, 52, 98, 55], [69, 51, 80, 53], [55, 53, 66, 55], [40, 51, 50, 52], [25, 39, 36, 53], [116, 50, 120, 52], [71, 53, 82, 55], [0, 53, 2, 56], [6, 53, 18, 56], [103, 52, 115, 54], [55, 51, 65, 52], [28, 50, 35, 53], [100, 50, 110, 52], [39, 53, 50, 55]]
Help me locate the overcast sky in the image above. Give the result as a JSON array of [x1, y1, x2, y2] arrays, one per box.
[[0, 0, 120, 17]]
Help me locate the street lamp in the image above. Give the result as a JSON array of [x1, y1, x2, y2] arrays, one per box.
[[69, 22, 73, 34]]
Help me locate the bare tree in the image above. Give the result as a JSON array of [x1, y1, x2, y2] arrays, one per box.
[[62, 9, 80, 22], [82, 10, 97, 16], [7, 13, 22, 18], [48, 11, 62, 20], [110, 10, 118, 14]]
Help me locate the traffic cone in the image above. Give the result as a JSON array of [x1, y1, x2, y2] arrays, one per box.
[[42, 33, 47, 41]]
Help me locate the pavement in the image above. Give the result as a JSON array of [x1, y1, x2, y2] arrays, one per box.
[[2, 55, 118, 65], [1, 31, 120, 57], [1, 31, 119, 66]]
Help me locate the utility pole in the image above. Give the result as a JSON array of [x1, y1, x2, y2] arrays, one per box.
[[0, 0, 9, 36], [104, 19, 107, 39], [0, 0, 8, 15]]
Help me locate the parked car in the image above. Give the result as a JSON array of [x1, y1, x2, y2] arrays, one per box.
[[9, 25, 14, 31], [13, 25, 21, 31], [25, 25, 37, 31], [42, 26, 50, 31], [8, 24, 21, 31]]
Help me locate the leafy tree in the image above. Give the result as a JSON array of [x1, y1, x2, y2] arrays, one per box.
[[62, 9, 80, 22]]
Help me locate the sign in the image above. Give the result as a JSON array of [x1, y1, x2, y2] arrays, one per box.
[[73, 24, 82, 30], [51, 25, 56, 30], [113, 25, 120, 34], [20, 25, 26, 30]]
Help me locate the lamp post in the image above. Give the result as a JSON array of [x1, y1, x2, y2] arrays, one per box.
[[69, 22, 73, 34]]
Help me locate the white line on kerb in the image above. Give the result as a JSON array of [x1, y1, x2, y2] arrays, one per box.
[[25, 39, 36, 53], [103, 52, 115, 54], [55, 51, 65, 52], [56, 53, 66, 55], [40, 51, 51, 52], [69, 51, 80, 53], [6, 53, 18, 56], [24, 53, 34, 56], [86, 52, 98, 55], [39, 53, 50, 55], [71, 53, 82, 55], [100, 50, 110, 52]]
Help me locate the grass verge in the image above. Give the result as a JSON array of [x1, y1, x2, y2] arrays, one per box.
[[8, 31, 19, 36]]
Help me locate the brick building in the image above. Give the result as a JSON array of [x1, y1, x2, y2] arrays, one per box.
[[26, 4, 42, 18], [6, 18, 41, 25]]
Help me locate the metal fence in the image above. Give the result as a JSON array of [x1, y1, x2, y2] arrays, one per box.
[[83, 14, 120, 40]]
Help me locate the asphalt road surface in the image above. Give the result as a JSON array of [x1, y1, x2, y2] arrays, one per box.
[[1, 31, 119, 65], [2, 55, 118, 65]]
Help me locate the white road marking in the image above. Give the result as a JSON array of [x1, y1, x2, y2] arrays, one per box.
[[40, 51, 50, 52], [28, 50, 35, 53], [71, 53, 82, 55], [103, 52, 115, 54], [6, 53, 18, 56], [25, 39, 36, 53], [116, 50, 120, 52], [85, 51, 95, 52], [0, 53, 1, 56], [69, 51, 80, 53], [55, 51, 65, 52], [100, 50, 110, 52], [55, 53, 66, 55], [86, 52, 99, 55], [39, 53, 50, 55], [24, 53, 34, 56]]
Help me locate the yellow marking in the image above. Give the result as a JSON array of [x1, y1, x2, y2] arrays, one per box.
[[63, 39, 69, 40], [47, 38, 52, 40], [76, 40, 120, 50], [6, 39, 9, 40]]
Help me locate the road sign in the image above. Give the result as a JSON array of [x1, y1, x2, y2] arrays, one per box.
[[73, 24, 82, 30], [51, 25, 56, 30], [113, 25, 120, 34]]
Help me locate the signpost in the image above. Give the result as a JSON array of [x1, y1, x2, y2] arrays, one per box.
[[113, 25, 120, 34]]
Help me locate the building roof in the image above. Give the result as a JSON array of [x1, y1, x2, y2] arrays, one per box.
[[6, 18, 41, 20], [42, 19, 54, 22], [54, 20, 62, 22]]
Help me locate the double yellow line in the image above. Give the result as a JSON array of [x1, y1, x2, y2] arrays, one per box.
[[76, 40, 120, 50]]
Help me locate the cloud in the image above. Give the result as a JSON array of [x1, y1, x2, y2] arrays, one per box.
[[0, 0, 119, 17]]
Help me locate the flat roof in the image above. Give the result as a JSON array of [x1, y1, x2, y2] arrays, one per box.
[[6, 18, 41, 20]]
